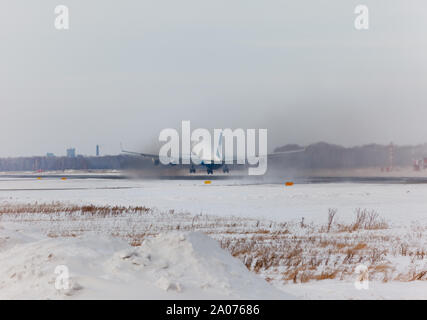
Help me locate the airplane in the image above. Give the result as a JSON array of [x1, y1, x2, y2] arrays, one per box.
[[121, 133, 305, 175]]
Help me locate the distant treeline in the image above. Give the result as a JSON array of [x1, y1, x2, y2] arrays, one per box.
[[273, 142, 427, 169], [1, 142, 426, 172], [0, 155, 153, 172]]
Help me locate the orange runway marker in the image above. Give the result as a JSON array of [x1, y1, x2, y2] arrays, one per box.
[[61, 177, 67, 181], [204, 180, 212, 185], [285, 181, 294, 186]]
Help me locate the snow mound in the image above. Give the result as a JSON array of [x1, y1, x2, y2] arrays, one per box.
[[0, 230, 293, 299], [0, 232, 127, 299], [108, 232, 292, 299]]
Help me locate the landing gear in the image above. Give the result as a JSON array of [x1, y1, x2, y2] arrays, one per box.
[[223, 165, 229, 173], [189, 166, 196, 174], [207, 169, 213, 175]]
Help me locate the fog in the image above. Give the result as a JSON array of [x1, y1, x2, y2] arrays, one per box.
[[1, 1, 427, 157]]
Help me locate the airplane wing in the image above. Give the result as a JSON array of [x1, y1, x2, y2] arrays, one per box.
[[266, 148, 306, 158], [121, 149, 160, 159], [229, 148, 306, 163], [121, 144, 193, 164]]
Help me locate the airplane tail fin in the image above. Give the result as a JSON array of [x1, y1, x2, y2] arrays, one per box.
[[215, 131, 223, 160]]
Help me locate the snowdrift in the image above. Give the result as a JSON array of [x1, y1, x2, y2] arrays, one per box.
[[0, 230, 293, 299]]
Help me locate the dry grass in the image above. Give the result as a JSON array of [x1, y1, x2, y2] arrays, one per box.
[[0, 202, 150, 216], [1, 203, 425, 284], [335, 208, 389, 232]]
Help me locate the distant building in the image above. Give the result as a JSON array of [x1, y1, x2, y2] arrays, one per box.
[[66, 148, 76, 158], [46, 153, 55, 157], [96, 145, 100, 156]]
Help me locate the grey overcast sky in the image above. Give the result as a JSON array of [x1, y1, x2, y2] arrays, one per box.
[[1, 1, 427, 156]]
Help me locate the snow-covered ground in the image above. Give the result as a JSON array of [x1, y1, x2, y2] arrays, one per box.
[[0, 177, 426, 299], [1, 177, 427, 225], [279, 280, 427, 300]]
